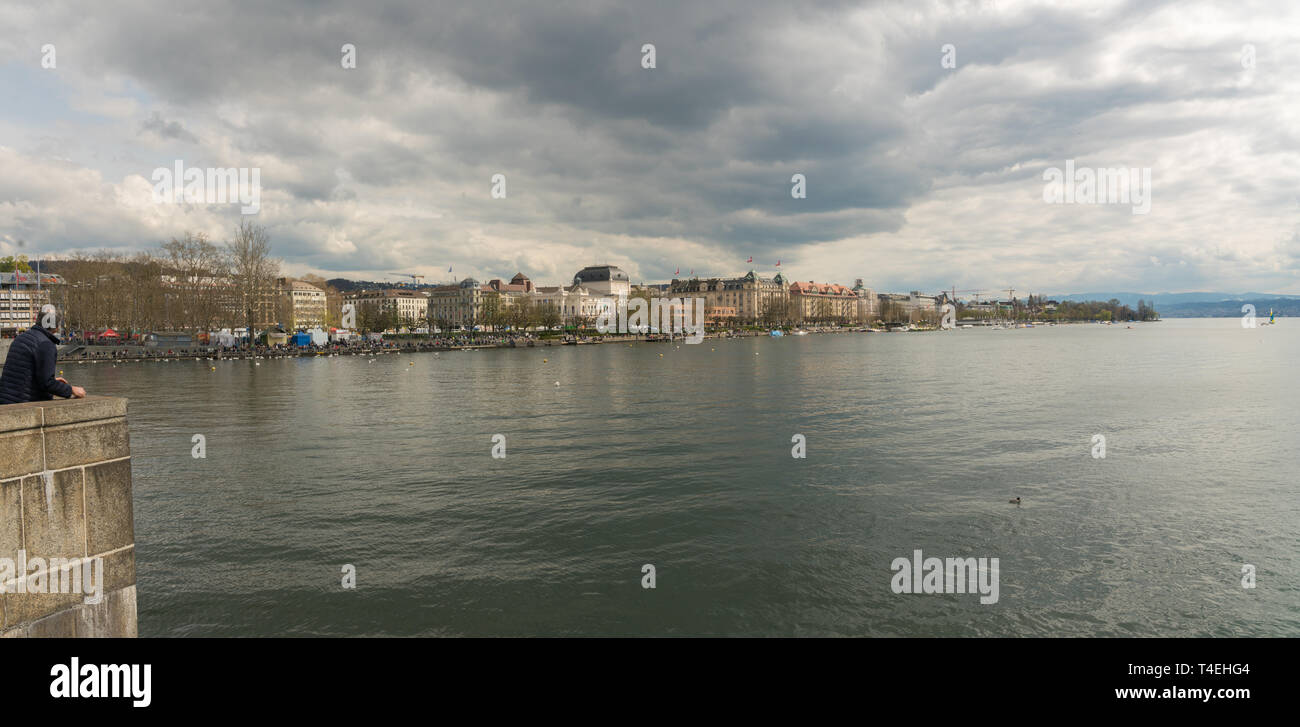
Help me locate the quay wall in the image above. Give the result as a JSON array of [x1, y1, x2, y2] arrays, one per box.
[[0, 396, 138, 637]]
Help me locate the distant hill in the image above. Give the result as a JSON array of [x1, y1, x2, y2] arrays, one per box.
[[1050, 291, 1300, 307], [326, 278, 436, 293], [327, 278, 368, 292], [1152, 298, 1299, 318], [1048, 291, 1299, 317]]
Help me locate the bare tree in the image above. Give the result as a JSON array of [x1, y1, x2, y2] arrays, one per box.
[[537, 303, 561, 330], [225, 221, 280, 341], [160, 232, 227, 332], [125, 251, 165, 333], [506, 297, 535, 331]]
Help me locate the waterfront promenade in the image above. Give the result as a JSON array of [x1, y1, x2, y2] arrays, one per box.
[[54, 327, 868, 365]]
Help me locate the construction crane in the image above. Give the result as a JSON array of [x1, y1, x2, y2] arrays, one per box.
[[389, 273, 425, 288], [1004, 288, 1018, 322], [949, 287, 986, 303]]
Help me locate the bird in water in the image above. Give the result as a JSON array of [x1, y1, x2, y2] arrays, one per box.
[[1009, 496, 1021, 506]]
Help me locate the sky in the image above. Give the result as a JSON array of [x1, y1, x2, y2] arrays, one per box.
[[1, 0, 1297, 295]]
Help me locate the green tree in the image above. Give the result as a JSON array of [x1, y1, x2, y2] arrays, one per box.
[[0, 255, 33, 273]]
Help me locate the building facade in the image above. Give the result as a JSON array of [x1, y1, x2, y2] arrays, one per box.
[[531, 283, 602, 324], [572, 265, 631, 298], [877, 291, 940, 322], [345, 288, 429, 329], [787, 281, 859, 323], [852, 279, 877, 322], [908, 291, 940, 321], [278, 278, 327, 330], [484, 272, 534, 295], [428, 278, 486, 328], [668, 271, 789, 323], [705, 305, 738, 324], [1, 271, 63, 337]]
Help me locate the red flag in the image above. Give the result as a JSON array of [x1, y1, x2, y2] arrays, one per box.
[[674, 267, 679, 275], [775, 260, 781, 267], [746, 256, 752, 263]]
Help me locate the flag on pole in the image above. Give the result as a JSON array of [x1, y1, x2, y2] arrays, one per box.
[[674, 267, 679, 275], [775, 260, 781, 267], [746, 256, 752, 263], [448, 265, 453, 273]]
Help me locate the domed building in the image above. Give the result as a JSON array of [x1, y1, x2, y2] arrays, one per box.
[[572, 265, 630, 298], [485, 272, 534, 294]]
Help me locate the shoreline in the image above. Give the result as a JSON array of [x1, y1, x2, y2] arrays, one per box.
[[56, 328, 827, 365], [53, 320, 1149, 365]]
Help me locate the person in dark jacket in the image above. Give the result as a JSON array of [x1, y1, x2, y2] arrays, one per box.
[[0, 321, 86, 404]]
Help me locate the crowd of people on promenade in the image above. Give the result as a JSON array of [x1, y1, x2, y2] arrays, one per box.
[[54, 331, 557, 362], [17, 323, 810, 377], [1, 321, 838, 403]]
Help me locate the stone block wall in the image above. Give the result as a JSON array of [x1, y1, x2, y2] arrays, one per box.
[[0, 396, 137, 637]]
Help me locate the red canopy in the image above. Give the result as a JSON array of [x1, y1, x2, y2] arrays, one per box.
[[97, 328, 119, 338]]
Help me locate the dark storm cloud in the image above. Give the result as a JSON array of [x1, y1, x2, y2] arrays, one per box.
[[3, 0, 1297, 291], [58, 1, 920, 220]]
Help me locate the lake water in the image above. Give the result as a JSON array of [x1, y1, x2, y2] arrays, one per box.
[[68, 319, 1299, 636]]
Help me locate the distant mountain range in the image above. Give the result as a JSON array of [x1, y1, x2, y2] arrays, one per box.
[[1050, 292, 1300, 317]]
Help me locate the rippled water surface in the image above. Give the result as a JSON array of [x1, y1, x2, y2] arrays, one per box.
[[69, 319, 1300, 636]]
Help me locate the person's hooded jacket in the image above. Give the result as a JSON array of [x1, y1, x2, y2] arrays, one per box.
[[0, 324, 74, 404]]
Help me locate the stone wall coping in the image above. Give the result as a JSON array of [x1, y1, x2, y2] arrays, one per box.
[[0, 396, 128, 434]]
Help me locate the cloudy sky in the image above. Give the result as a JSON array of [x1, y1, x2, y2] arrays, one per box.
[[1, 0, 1297, 294]]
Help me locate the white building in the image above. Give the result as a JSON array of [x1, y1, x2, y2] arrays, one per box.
[[344, 288, 428, 328], [531, 283, 604, 323], [572, 265, 630, 298]]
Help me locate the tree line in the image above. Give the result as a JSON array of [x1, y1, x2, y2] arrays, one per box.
[[33, 222, 321, 337], [953, 297, 1158, 322]]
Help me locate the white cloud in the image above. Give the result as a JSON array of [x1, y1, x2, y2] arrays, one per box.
[[1, 0, 1298, 293]]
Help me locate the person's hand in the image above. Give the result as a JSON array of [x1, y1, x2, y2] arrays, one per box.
[[70, 386, 87, 399]]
